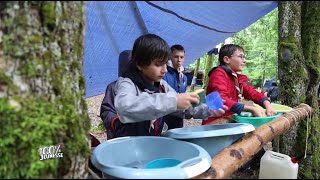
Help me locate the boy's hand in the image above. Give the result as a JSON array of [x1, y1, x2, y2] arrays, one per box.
[[263, 100, 276, 116], [251, 107, 266, 117], [265, 108, 276, 116], [176, 92, 199, 110], [208, 105, 227, 117], [208, 100, 228, 117]]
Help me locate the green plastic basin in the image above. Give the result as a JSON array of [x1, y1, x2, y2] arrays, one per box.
[[233, 112, 282, 127]]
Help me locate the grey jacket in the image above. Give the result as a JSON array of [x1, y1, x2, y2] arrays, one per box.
[[115, 77, 212, 124]]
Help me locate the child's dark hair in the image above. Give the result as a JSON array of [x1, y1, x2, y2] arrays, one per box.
[[131, 34, 171, 67], [171, 44, 185, 53], [218, 44, 244, 65]]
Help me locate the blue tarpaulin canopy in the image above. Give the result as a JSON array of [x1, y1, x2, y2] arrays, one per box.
[[84, 1, 277, 97]]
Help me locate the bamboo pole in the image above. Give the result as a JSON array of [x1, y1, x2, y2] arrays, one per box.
[[194, 103, 313, 179], [202, 54, 212, 91], [189, 58, 201, 92]]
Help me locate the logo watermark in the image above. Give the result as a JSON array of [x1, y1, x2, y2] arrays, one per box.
[[38, 144, 63, 160]]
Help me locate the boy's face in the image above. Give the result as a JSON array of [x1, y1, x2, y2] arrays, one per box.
[[137, 60, 167, 84], [171, 50, 185, 69], [224, 49, 246, 72]]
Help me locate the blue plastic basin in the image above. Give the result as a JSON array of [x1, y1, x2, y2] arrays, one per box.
[[163, 123, 255, 157], [91, 136, 212, 179]]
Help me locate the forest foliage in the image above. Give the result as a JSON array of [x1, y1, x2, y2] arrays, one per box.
[[187, 9, 278, 88]]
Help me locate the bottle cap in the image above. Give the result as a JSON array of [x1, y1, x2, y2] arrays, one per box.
[[291, 156, 298, 164]]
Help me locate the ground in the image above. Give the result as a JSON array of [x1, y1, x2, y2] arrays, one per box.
[[86, 93, 268, 179]]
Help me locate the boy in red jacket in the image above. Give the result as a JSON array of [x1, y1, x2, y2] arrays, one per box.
[[203, 44, 275, 125]]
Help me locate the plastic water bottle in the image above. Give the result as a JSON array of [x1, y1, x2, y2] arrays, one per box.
[[193, 89, 206, 107], [259, 150, 298, 179]]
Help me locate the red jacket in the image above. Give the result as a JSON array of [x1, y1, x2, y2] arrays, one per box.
[[203, 66, 268, 124]]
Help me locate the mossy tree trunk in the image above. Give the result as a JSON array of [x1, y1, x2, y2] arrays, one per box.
[[277, 0, 304, 156], [278, 1, 320, 178], [0, 1, 90, 178], [299, 1, 320, 178]]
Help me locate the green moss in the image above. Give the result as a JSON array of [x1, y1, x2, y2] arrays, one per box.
[[300, 147, 320, 178], [79, 76, 85, 91], [1, 1, 88, 178], [295, 113, 320, 179], [71, 61, 81, 72], [1, 92, 90, 178], [302, 168, 313, 178], [0, 97, 62, 178], [90, 121, 105, 132], [26, 63, 37, 78], [41, 2, 56, 30], [3, 18, 14, 27], [299, 96, 306, 103], [0, 72, 18, 94], [51, 63, 66, 96], [279, 42, 297, 61], [55, 93, 90, 155], [0, 72, 11, 86], [278, 35, 308, 105], [301, 3, 320, 83], [28, 34, 43, 44], [2, 34, 18, 56], [15, 14, 28, 27], [300, 3, 320, 177]]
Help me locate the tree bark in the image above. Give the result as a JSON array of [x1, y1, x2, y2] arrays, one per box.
[[194, 103, 313, 179], [298, 1, 320, 178], [278, 2, 305, 106], [278, 2, 320, 178], [277, 0, 304, 158], [0, 2, 89, 178]]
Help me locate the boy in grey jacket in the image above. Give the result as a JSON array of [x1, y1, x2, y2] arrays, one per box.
[[113, 34, 226, 137]]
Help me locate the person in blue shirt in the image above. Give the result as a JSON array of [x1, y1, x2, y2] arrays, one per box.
[[162, 44, 188, 129], [100, 50, 132, 140]]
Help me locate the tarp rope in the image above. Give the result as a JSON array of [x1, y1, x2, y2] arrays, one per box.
[[145, 1, 237, 33]]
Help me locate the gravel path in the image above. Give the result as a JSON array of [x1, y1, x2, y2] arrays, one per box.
[[86, 94, 108, 142]]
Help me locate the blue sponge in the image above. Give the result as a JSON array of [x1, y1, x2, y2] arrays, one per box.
[[206, 91, 223, 110]]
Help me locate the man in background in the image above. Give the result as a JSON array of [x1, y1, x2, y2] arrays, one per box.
[[162, 44, 188, 129], [267, 82, 278, 102]]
